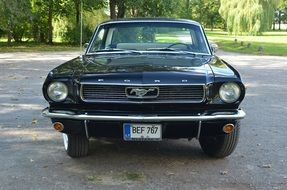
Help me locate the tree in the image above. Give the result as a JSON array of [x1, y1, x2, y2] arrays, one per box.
[[61, 0, 105, 44], [175, 0, 223, 30], [125, 0, 177, 18], [219, 0, 281, 35], [72, 0, 105, 23], [275, 0, 287, 30], [31, 0, 85, 44], [0, 0, 32, 44], [201, 0, 222, 30], [108, 0, 126, 19], [31, 0, 68, 43]]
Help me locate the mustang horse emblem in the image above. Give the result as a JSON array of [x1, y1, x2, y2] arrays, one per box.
[[130, 88, 155, 97]]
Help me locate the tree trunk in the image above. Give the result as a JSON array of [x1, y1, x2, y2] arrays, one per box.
[[47, 0, 53, 44], [7, 20, 12, 45], [74, 0, 80, 25], [209, 16, 214, 31], [272, 21, 275, 30], [186, 0, 190, 18], [278, 10, 281, 31], [109, 0, 116, 19], [40, 31, 46, 43], [7, 30, 12, 45], [32, 23, 39, 42], [117, 0, 125, 18]]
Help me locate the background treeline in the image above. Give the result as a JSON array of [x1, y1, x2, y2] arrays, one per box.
[[0, 0, 286, 45]]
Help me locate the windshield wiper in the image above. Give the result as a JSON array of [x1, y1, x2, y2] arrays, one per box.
[[146, 48, 197, 56], [95, 48, 141, 54], [146, 47, 177, 51]]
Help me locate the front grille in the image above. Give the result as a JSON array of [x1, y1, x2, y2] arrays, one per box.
[[81, 84, 205, 103]]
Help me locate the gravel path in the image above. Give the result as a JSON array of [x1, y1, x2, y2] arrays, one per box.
[[0, 51, 286, 190]]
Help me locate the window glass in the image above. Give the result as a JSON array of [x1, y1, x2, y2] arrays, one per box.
[[89, 22, 209, 54]]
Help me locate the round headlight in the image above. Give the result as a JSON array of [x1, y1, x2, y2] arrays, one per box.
[[47, 82, 68, 102], [219, 82, 241, 103]]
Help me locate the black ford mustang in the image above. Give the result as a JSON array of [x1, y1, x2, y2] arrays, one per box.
[[42, 18, 245, 158]]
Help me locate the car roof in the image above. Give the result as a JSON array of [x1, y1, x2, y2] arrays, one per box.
[[100, 18, 201, 26]]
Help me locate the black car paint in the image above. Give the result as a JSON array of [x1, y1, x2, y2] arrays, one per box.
[[43, 54, 245, 138], [42, 19, 245, 139], [43, 54, 245, 106]]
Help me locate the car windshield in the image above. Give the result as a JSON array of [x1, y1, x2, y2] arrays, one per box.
[[87, 21, 211, 55]]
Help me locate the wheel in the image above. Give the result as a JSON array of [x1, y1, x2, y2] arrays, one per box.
[[62, 133, 89, 158], [199, 122, 240, 158]]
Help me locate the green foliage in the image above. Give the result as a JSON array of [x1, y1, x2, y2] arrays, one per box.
[[63, 24, 92, 45], [0, 29, 4, 38], [31, 0, 72, 43], [125, 0, 178, 17], [219, 0, 281, 35], [62, 9, 108, 44], [0, 0, 284, 46], [276, 0, 287, 28], [0, 0, 32, 42], [124, 0, 223, 29], [193, 0, 223, 29]]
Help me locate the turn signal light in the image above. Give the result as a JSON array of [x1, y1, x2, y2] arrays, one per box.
[[53, 122, 64, 132], [223, 124, 234, 134]]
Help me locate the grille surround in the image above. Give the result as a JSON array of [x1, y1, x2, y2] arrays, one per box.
[[80, 83, 206, 103]]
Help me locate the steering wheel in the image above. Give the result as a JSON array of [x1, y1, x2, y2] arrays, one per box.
[[166, 42, 191, 50]]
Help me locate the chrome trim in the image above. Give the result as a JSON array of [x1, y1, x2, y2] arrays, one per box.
[[196, 120, 202, 139], [80, 82, 206, 86], [80, 100, 205, 104], [199, 25, 212, 55], [42, 108, 245, 122], [86, 51, 210, 56], [79, 83, 206, 104], [84, 119, 89, 139], [86, 25, 100, 54], [100, 19, 201, 26]]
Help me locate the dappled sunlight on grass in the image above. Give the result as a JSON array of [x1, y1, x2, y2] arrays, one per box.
[[206, 30, 287, 56], [0, 42, 79, 52], [206, 30, 287, 43], [217, 40, 287, 56]]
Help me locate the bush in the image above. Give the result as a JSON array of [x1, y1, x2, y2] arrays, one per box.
[[63, 24, 93, 45], [0, 29, 5, 38]]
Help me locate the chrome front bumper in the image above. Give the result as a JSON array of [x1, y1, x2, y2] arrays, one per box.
[[42, 108, 245, 122]]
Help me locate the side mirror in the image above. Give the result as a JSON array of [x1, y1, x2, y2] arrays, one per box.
[[209, 43, 218, 53], [83, 43, 89, 52], [80, 43, 89, 60]]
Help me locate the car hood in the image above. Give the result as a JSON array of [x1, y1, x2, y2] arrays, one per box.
[[50, 54, 237, 84]]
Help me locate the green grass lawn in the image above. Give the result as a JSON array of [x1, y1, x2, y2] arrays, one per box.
[[0, 41, 80, 53], [206, 30, 287, 56]]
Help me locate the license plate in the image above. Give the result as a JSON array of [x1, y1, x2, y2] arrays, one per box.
[[123, 123, 162, 141]]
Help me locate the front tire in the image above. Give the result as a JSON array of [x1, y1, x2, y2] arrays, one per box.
[[199, 123, 240, 158], [62, 133, 89, 158]]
